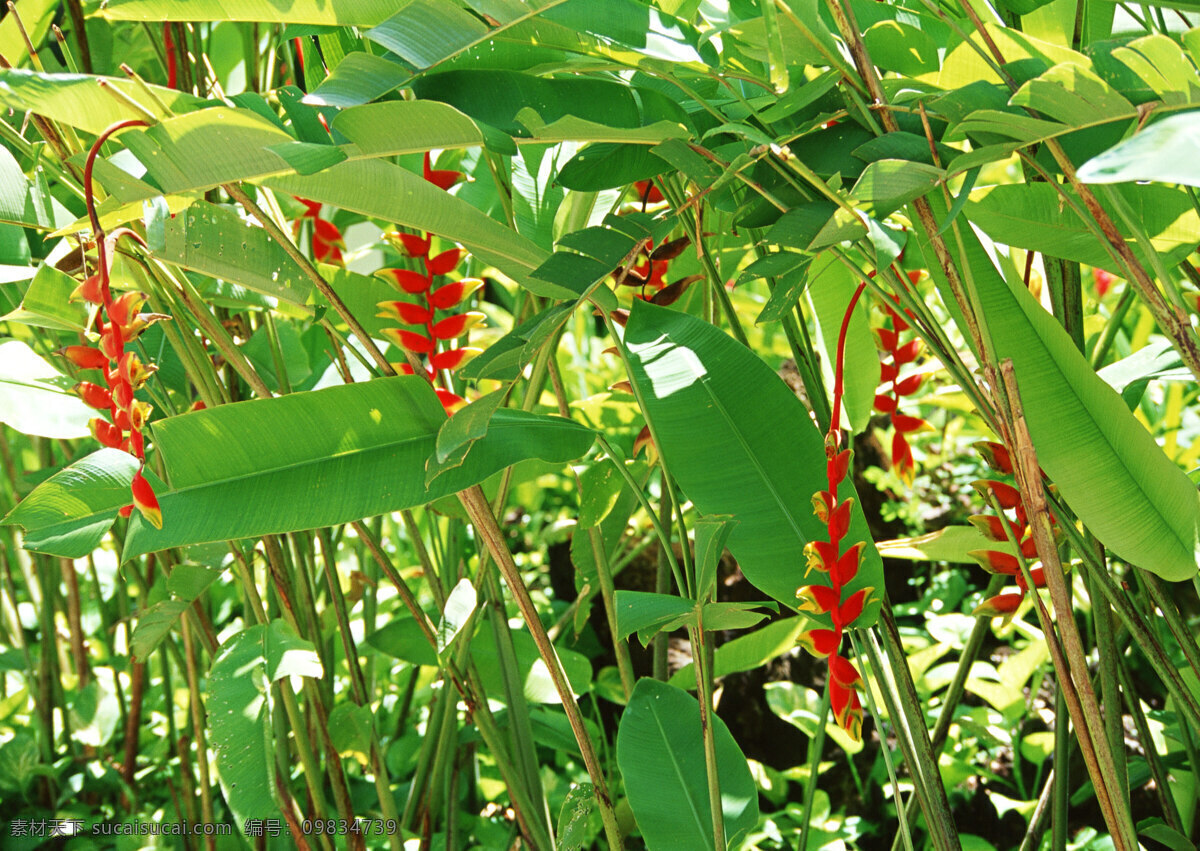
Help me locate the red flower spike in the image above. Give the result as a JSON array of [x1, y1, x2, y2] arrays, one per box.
[[830, 677, 855, 726], [426, 248, 465, 277], [128, 428, 145, 458], [121, 313, 171, 341], [797, 628, 840, 658], [879, 361, 898, 383], [63, 346, 108, 370], [313, 217, 343, 247], [829, 498, 852, 542], [113, 408, 133, 431], [891, 431, 914, 478], [891, 413, 926, 434], [107, 291, 148, 329], [804, 540, 839, 575], [973, 593, 1023, 618], [875, 327, 898, 351], [874, 393, 897, 413], [377, 300, 432, 326], [111, 381, 134, 411], [968, 549, 1020, 575], [423, 152, 463, 191], [189, 400, 207, 412], [632, 180, 664, 204], [832, 542, 865, 587], [391, 232, 431, 258], [432, 311, 485, 340], [842, 702, 864, 743], [906, 269, 922, 286], [429, 278, 483, 310], [976, 441, 1014, 475], [100, 325, 125, 361], [796, 583, 840, 615], [968, 514, 1018, 543], [381, 328, 435, 354], [131, 468, 163, 530], [893, 339, 923, 365], [378, 268, 432, 295], [430, 347, 481, 371], [76, 382, 113, 410], [118, 504, 133, 519], [894, 373, 924, 396], [118, 352, 156, 389], [830, 654, 863, 688], [837, 587, 873, 627], [884, 306, 910, 334], [811, 491, 833, 524], [70, 275, 104, 304], [1094, 268, 1115, 298], [827, 449, 851, 486], [1020, 536, 1038, 559], [971, 479, 1022, 510], [129, 401, 152, 431], [436, 388, 468, 414], [90, 418, 124, 449], [296, 197, 323, 218]]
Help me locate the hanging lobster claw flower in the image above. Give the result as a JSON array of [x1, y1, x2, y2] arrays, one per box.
[[426, 248, 464, 277], [110, 380, 134, 411], [377, 268, 432, 295], [423, 151, 463, 191], [429, 278, 483, 310], [968, 549, 1020, 575], [796, 583, 840, 615], [430, 348, 481, 371], [797, 628, 840, 658], [62, 345, 108, 370], [973, 593, 1023, 618], [118, 352, 157, 389], [89, 417, 123, 449], [837, 587, 874, 628], [829, 654, 863, 688], [435, 388, 468, 414], [70, 275, 104, 304], [387, 231, 431, 258], [76, 382, 113, 410], [432, 311, 485, 340], [131, 467, 163, 529], [107, 291, 149, 329], [376, 300, 432, 326], [380, 328, 435, 355]]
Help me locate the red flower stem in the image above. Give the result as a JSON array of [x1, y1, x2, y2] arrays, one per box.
[[84, 119, 149, 304], [830, 282, 868, 448]]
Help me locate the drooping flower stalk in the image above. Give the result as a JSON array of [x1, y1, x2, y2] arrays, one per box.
[[872, 275, 928, 482], [376, 153, 482, 414], [70, 119, 167, 528], [795, 281, 874, 742], [969, 442, 1054, 618]]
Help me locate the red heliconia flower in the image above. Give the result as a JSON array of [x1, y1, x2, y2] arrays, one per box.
[[426, 248, 464, 276], [873, 290, 929, 480], [429, 278, 483, 310], [432, 311, 484, 340], [381, 328, 436, 355], [378, 301, 433, 326], [293, 197, 345, 265], [423, 152, 463, 191], [131, 467, 163, 530], [1094, 268, 1115, 298], [379, 268, 432, 295], [393, 232, 431, 258], [797, 628, 840, 658], [435, 388, 467, 413], [632, 179, 664, 204], [70, 274, 104, 304], [90, 418, 124, 449], [107, 291, 148, 329], [76, 382, 113, 410], [63, 345, 109, 370], [973, 593, 1023, 618], [429, 348, 480, 371]]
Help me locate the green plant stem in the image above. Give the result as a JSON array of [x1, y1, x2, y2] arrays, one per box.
[[850, 631, 915, 851], [1051, 676, 1069, 851], [1115, 655, 1185, 833], [178, 616, 217, 840], [690, 617, 725, 851], [797, 683, 831, 851], [458, 484, 624, 851], [1090, 284, 1135, 368], [998, 361, 1136, 851]]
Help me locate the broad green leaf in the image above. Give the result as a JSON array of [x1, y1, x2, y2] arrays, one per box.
[[366, 617, 438, 667], [304, 52, 410, 108], [0, 146, 72, 230], [265, 159, 548, 283], [0, 0, 55, 71], [877, 526, 1016, 563], [557, 784, 600, 851], [614, 590, 695, 644], [122, 377, 594, 559], [624, 301, 883, 618], [863, 21, 940, 76], [333, 101, 486, 157], [2, 450, 138, 557], [0, 69, 206, 135], [327, 703, 374, 766], [669, 616, 805, 688], [694, 515, 736, 602], [576, 457, 626, 529], [1112, 34, 1200, 104], [850, 159, 944, 218], [1010, 63, 1134, 127], [367, 0, 490, 68], [157, 201, 311, 306], [0, 339, 95, 439], [97, 0, 399, 25], [807, 254, 880, 433], [699, 601, 770, 631], [437, 578, 477, 655], [937, 198, 1200, 580], [131, 565, 225, 660], [1097, 339, 1187, 407], [1, 263, 89, 331], [68, 671, 121, 748], [207, 621, 322, 828], [434, 390, 508, 465], [966, 182, 1199, 274], [1078, 112, 1200, 186], [617, 679, 758, 850], [470, 625, 592, 704]]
